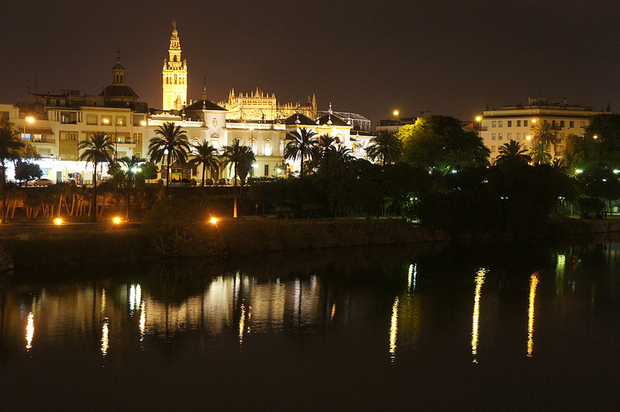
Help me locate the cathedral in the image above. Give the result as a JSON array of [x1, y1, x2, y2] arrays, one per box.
[[0, 21, 372, 185]]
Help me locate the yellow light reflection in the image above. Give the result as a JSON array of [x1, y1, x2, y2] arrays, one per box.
[[556, 254, 565, 296], [239, 302, 246, 346], [101, 317, 109, 356], [330, 303, 336, 321], [101, 288, 106, 314], [527, 273, 539, 358], [129, 284, 142, 313], [471, 268, 486, 363], [389, 296, 399, 362], [25, 312, 34, 350]]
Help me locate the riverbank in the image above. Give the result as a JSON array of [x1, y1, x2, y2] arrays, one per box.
[[1, 216, 620, 268]]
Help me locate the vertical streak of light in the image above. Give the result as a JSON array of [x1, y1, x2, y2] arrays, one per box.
[[556, 254, 565, 296], [471, 268, 486, 363], [139, 300, 146, 343], [25, 312, 34, 350], [129, 285, 136, 313], [389, 296, 399, 362], [407, 263, 418, 294], [527, 273, 539, 358], [101, 288, 106, 315], [239, 302, 246, 347], [330, 303, 336, 321], [101, 317, 109, 356]]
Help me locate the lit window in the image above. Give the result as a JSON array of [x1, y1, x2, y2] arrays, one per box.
[[498, 121, 503, 127]]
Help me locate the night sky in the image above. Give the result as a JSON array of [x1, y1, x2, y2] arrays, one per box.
[[2, 0, 619, 126]]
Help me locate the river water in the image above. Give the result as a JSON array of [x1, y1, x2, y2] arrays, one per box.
[[1, 238, 620, 411]]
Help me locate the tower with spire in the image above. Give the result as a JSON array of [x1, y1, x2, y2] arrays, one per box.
[[162, 20, 188, 111]]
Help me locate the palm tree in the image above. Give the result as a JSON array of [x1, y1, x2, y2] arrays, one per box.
[[318, 134, 339, 177], [494, 140, 531, 166], [284, 128, 317, 178], [147, 122, 190, 187], [117, 155, 145, 221], [529, 139, 553, 165], [366, 130, 403, 167], [0, 122, 25, 223], [78, 131, 114, 221], [531, 122, 556, 147], [188, 142, 220, 187], [222, 139, 255, 187], [330, 145, 356, 179]]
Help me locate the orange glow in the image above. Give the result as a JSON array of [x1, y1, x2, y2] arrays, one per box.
[[54, 218, 63, 225], [209, 217, 218, 225], [25, 116, 35, 124], [527, 273, 539, 358], [112, 217, 122, 224], [471, 269, 486, 363]]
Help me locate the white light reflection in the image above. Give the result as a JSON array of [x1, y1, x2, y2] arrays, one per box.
[[129, 284, 142, 313], [389, 296, 399, 362], [407, 263, 417, 294], [101, 317, 109, 356], [139, 300, 146, 343], [471, 268, 486, 363], [25, 312, 34, 350], [527, 273, 539, 358]]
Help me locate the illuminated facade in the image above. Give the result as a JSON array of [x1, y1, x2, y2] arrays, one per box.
[[220, 88, 317, 121], [162, 21, 187, 111], [480, 97, 604, 163]]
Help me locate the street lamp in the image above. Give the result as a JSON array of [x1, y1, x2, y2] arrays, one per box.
[[475, 116, 482, 136], [102, 118, 118, 160], [24, 116, 35, 140], [393, 110, 399, 118]]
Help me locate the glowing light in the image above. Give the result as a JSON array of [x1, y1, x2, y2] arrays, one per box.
[[475, 116, 482, 122], [129, 284, 142, 312], [140, 120, 147, 126], [389, 296, 399, 362], [239, 302, 246, 346], [532, 119, 537, 123], [139, 300, 146, 343], [593, 135, 598, 140], [527, 273, 539, 358], [614, 170, 620, 175], [101, 318, 109, 356], [556, 254, 565, 296], [393, 110, 399, 117], [25, 116, 35, 124], [53, 218, 63, 225], [25, 312, 34, 350], [112, 217, 122, 224], [330, 303, 336, 321], [101, 288, 106, 314], [407, 263, 417, 294], [575, 169, 583, 174], [209, 217, 218, 225], [471, 268, 486, 363], [526, 135, 532, 140]]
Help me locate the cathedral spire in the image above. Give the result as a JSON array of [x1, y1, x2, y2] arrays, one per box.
[[162, 20, 187, 111]]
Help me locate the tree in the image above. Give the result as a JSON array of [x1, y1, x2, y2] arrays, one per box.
[[147, 122, 190, 187], [0, 122, 25, 223], [15, 161, 42, 185], [531, 122, 556, 147], [366, 130, 403, 167], [529, 139, 552, 165], [284, 128, 317, 178], [188, 142, 220, 187], [398, 115, 489, 173], [494, 140, 531, 167], [78, 131, 114, 221], [317, 134, 339, 177], [221, 139, 255, 186]]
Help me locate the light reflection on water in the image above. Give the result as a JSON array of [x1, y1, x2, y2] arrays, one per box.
[[4, 241, 620, 410]]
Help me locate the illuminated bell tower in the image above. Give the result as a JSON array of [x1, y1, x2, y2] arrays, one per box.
[[162, 20, 187, 111]]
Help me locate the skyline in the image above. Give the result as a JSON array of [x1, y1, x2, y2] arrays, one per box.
[[2, 0, 620, 125]]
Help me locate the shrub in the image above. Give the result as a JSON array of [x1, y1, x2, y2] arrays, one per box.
[[141, 197, 225, 257]]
